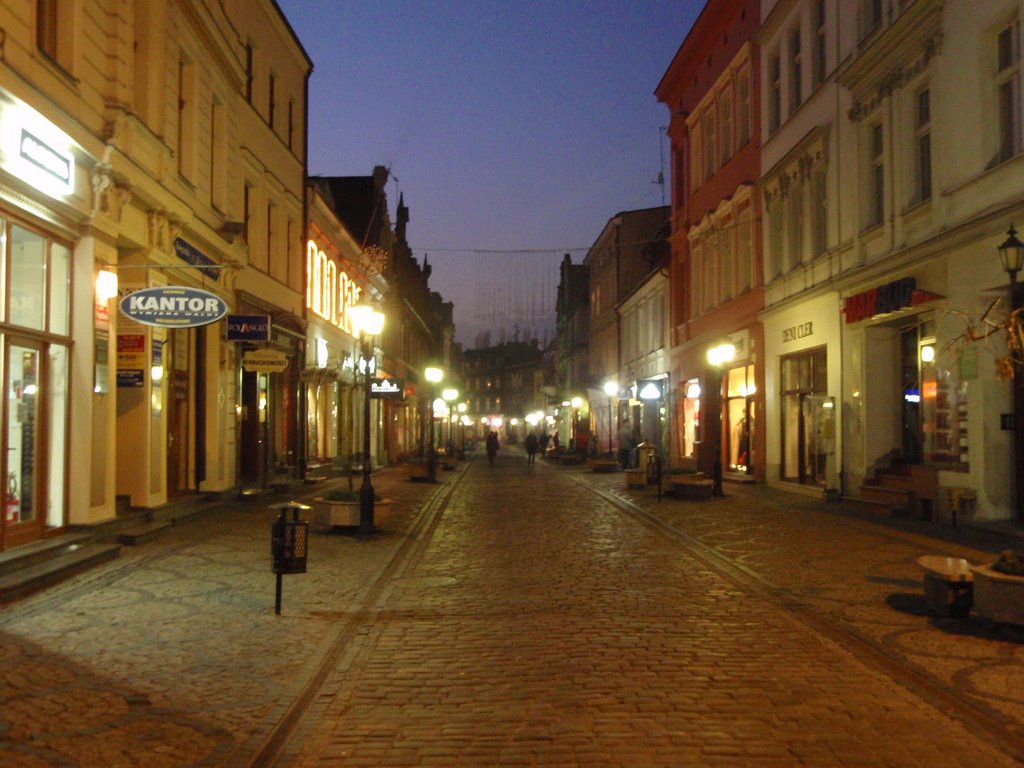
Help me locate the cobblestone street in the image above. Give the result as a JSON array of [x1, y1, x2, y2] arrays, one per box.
[[3, 449, 1024, 767]]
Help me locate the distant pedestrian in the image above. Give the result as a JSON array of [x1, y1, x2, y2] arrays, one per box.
[[539, 431, 550, 455], [486, 431, 500, 465], [618, 420, 634, 469], [525, 432, 539, 465]]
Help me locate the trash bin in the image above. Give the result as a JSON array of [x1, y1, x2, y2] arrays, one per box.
[[636, 443, 657, 485]]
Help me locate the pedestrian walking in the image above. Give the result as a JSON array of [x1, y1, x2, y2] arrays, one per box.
[[524, 432, 539, 465], [486, 430, 500, 465]]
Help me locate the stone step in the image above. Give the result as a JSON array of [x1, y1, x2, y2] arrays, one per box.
[[115, 521, 173, 546], [0, 540, 121, 604], [0, 533, 93, 578]]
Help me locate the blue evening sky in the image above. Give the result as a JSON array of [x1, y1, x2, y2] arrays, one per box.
[[277, 1, 704, 346]]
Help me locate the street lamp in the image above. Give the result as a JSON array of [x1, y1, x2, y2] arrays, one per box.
[[425, 366, 444, 481], [457, 402, 467, 456], [442, 387, 459, 456], [1000, 225, 1024, 518], [349, 300, 385, 534], [603, 379, 617, 458], [706, 342, 736, 497]]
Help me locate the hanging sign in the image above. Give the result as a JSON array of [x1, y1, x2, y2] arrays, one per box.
[[370, 377, 405, 400], [119, 286, 228, 328], [242, 349, 289, 373], [226, 314, 271, 341]]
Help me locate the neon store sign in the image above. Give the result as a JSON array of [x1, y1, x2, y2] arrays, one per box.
[[306, 240, 363, 337]]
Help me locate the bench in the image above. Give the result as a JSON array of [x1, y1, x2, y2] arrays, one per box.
[[917, 555, 973, 618], [590, 459, 618, 473], [624, 469, 646, 488]]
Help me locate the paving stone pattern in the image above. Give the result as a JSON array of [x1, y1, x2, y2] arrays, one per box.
[[1, 451, 1023, 767]]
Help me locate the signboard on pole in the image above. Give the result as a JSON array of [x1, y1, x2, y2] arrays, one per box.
[[242, 349, 289, 373]]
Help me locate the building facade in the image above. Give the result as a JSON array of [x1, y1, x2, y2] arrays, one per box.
[[657, 0, 764, 480]]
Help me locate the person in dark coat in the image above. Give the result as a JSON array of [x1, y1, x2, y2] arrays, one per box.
[[524, 432, 539, 465], [486, 431, 500, 465]]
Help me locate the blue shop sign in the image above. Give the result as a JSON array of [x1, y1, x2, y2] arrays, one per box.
[[173, 238, 220, 279], [119, 286, 228, 328], [226, 314, 271, 341]]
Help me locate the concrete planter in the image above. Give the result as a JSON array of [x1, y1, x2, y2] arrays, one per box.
[[971, 563, 1024, 625], [315, 497, 392, 528], [406, 463, 429, 482]]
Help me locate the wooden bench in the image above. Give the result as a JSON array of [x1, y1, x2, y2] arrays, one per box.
[[670, 477, 714, 499], [624, 469, 646, 488], [590, 459, 618, 473], [917, 555, 973, 618]]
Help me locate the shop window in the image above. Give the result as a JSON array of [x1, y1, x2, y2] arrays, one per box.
[[10, 225, 47, 331], [726, 365, 755, 473], [780, 347, 828, 485], [679, 379, 701, 459]]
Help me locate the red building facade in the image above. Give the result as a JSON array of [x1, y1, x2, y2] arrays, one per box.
[[656, 0, 765, 481]]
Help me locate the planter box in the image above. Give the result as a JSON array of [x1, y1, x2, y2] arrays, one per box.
[[406, 463, 429, 482], [590, 459, 618, 473], [625, 469, 646, 489], [971, 563, 1024, 625], [315, 497, 392, 528], [670, 478, 714, 499]]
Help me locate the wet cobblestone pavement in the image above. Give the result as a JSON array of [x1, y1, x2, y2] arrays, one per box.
[[3, 449, 1024, 767]]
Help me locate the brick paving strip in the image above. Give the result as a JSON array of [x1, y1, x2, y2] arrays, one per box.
[[3, 454, 1024, 766], [277, 457, 1024, 767]]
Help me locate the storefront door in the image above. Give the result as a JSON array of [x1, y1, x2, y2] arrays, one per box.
[[781, 347, 828, 485], [166, 329, 190, 495], [240, 369, 268, 485], [3, 342, 42, 548]]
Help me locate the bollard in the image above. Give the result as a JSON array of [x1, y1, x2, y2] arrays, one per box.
[[270, 501, 310, 615]]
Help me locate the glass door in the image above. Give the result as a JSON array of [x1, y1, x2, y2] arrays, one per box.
[[3, 342, 41, 547]]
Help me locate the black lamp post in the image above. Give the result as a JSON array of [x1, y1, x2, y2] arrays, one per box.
[[1000, 225, 1024, 519], [425, 366, 443, 481], [603, 380, 617, 458], [706, 342, 736, 497], [350, 301, 384, 535]]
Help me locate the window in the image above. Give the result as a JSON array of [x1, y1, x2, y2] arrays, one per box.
[[737, 208, 752, 292], [690, 242, 702, 319], [869, 123, 884, 227], [243, 185, 252, 244], [245, 43, 254, 103], [862, 0, 883, 38], [810, 166, 827, 256], [813, 0, 827, 88], [37, 0, 58, 59], [719, 224, 734, 302], [211, 97, 227, 212], [768, 194, 784, 279], [737, 70, 751, 147], [997, 20, 1021, 164], [690, 123, 702, 192], [786, 178, 804, 271], [769, 52, 782, 133], [789, 27, 802, 113], [702, 237, 716, 312], [177, 54, 196, 180], [703, 109, 716, 179], [268, 73, 277, 130], [288, 99, 295, 150], [719, 90, 732, 166], [915, 88, 932, 202]]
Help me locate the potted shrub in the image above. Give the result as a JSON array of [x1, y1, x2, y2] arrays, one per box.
[[972, 550, 1024, 625], [315, 488, 391, 528]]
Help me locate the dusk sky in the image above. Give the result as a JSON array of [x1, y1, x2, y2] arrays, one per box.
[[277, 1, 704, 347]]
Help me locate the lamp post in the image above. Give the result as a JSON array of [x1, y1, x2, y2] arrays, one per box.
[[349, 301, 385, 534], [425, 366, 443, 481], [457, 402, 467, 457], [706, 342, 736, 497], [603, 380, 617, 458], [1000, 225, 1024, 518], [442, 388, 459, 456]]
